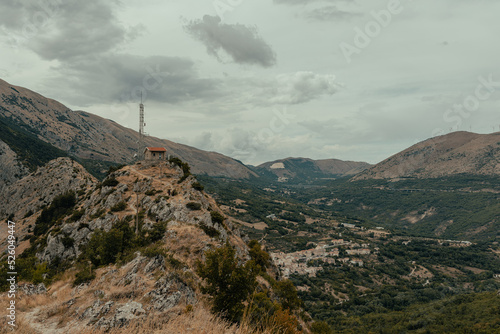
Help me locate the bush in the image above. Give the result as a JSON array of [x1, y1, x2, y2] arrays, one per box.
[[110, 201, 127, 212], [192, 182, 204, 191], [107, 164, 126, 175], [186, 202, 202, 210], [210, 211, 225, 225], [34, 191, 76, 236], [149, 221, 168, 242], [61, 234, 75, 249], [145, 189, 156, 196], [102, 176, 119, 187], [275, 280, 302, 311], [196, 242, 257, 322], [311, 321, 333, 334], [170, 157, 192, 183], [199, 222, 220, 238], [73, 268, 95, 287], [69, 209, 85, 222], [248, 240, 271, 272]]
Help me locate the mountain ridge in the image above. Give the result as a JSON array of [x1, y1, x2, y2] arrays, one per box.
[[353, 131, 500, 180]]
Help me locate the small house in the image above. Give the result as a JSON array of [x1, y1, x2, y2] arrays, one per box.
[[144, 147, 167, 160]]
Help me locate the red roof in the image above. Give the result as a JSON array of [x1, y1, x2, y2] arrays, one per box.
[[145, 147, 167, 152]]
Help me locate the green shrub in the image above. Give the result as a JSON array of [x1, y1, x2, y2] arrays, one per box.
[[149, 221, 168, 242], [186, 202, 202, 210], [102, 176, 119, 187], [196, 242, 257, 322], [73, 268, 95, 287], [61, 234, 75, 249], [192, 182, 204, 191], [210, 211, 225, 225], [110, 201, 127, 212], [199, 222, 220, 238], [34, 191, 76, 236], [248, 240, 271, 272], [145, 189, 156, 196], [69, 209, 85, 222]]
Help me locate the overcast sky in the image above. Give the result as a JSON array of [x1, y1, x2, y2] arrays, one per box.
[[1, 0, 499, 165]]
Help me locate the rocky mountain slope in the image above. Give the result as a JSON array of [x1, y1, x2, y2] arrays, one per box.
[[256, 157, 370, 182], [353, 131, 500, 180], [0, 78, 256, 181], [0, 158, 257, 332]]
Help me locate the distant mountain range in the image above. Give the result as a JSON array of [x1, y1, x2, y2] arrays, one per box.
[[255, 157, 371, 182], [1, 78, 498, 189], [354, 131, 500, 180]]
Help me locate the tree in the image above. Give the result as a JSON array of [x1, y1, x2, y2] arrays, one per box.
[[275, 279, 302, 311], [196, 242, 257, 322], [248, 240, 271, 272], [311, 321, 333, 334]]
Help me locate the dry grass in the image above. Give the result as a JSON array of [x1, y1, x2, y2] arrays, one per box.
[[75, 304, 282, 334]]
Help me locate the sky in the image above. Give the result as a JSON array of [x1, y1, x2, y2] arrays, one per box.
[[1, 0, 499, 166]]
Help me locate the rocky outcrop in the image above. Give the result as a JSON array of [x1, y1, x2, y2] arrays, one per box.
[[0, 157, 95, 221], [0, 139, 29, 193], [145, 274, 197, 312]]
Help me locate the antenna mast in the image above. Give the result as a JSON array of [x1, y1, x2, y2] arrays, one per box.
[[138, 93, 145, 159]]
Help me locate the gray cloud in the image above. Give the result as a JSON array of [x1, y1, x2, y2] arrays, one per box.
[[303, 5, 360, 21], [47, 54, 221, 106], [263, 72, 340, 104], [184, 15, 276, 67], [0, 0, 136, 61], [273, 0, 354, 5]]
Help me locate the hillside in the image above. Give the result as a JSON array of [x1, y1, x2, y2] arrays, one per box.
[[354, 131, 500, 180], [256, 157, 370, 182], [0, 158, 306, 333], [0, 78, 256, 181]]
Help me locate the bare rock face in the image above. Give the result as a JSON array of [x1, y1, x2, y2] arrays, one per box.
[[0, 139, 29, 193], [145, 274, 197, 312], [94, 301, 146, 330], [0, 157, 96, 220], [19, 283, 47, 295]]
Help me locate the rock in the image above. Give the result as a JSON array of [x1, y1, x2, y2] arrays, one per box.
[[144, 255, 166, 274], [19, 283, 47, 295], [96, 302, 145, 330], [145, 275, 197, 312]]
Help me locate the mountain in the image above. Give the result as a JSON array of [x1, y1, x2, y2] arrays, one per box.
[[0, 78, 257, 183], [255, 157, 370, 182], [0, 158, 301, 333], [353, 131, 500, 180]]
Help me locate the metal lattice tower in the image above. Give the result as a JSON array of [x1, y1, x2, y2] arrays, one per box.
[[138, 94, 145, 159]]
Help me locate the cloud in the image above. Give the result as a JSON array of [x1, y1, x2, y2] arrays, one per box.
[[0, 0, 137, 61], [184, 15, 276, 67], [303, 5, 361, 21], [46, 54, 221, 106], [273, 0, 354, 6], [262, 72, 340, 104]]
